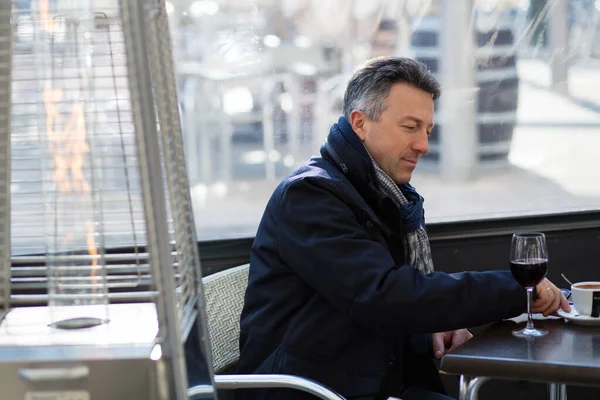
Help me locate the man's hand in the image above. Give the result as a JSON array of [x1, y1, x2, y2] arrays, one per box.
[[432, 329, 473, 359], [532, 278, 571, 316]]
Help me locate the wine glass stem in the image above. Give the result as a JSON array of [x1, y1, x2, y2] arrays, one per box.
[[526, 287, 535, 330]]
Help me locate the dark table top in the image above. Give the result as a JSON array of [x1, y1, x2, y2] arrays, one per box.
[[440, 316, 600, 386]]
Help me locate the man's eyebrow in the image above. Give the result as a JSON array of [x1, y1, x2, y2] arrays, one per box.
[[400, 115, 434, 127]]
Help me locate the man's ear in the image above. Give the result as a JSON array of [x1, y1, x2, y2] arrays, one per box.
[[349, 110, 367, 141]]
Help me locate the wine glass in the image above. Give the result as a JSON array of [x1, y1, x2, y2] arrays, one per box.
[[510, 232, 549, 338]]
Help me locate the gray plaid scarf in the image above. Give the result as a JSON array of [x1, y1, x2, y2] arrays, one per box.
[[367, 153, 434, 275]]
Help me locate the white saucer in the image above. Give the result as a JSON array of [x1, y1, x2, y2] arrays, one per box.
[[557, 307, 600, 326]]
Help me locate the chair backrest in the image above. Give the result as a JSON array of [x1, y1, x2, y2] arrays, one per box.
[[202, 264, 250, 373]]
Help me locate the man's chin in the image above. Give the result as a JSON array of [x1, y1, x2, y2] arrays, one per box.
[[392, 173, 412, 185]]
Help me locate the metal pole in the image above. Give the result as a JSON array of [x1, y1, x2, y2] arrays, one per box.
[[439, 0, 478, 181], [548, 383, 568, 400], [459, 375, 490, 400], [285, 76, 301, 166], [0, 0, 12, 313], [183, 78, 199, 185], [262, 80, 276, 181], [548, 0, 569, 95], [459, 375, 471, 400], [559, 383, 568, 400], [211, 374, 346, 400], [199, 85, 213, 184], [393, 0, 412, 57], [148, 0, 218, 386], [548, 383, 558, 400], [218, 82, 233, 183], [467, 376, 491, 400], [120, 1, 190, 399]]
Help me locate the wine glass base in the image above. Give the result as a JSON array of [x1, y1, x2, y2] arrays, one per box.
[[512, 326, 548, 338]]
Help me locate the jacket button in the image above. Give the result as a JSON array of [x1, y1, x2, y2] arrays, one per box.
[[366, 221, 373, 228]]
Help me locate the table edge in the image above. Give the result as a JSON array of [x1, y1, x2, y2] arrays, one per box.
[[440, 355, 600, 387]]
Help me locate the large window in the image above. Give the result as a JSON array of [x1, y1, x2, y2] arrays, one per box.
[[10, 0, 600, 250], [165, 0, 600, 240]]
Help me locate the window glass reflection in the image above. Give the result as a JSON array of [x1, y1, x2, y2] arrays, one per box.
[[167, 0, 600, 239], [12, 1, 598, 245]]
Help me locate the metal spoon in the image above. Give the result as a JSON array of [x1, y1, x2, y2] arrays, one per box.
[[560, 273, 574, 304], [561, 273, 573, 287]]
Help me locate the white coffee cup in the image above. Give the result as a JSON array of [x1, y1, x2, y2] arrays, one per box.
[[571, 281, 600, 318]]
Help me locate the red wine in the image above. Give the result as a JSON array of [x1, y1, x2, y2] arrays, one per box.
[[510, 259, 548, 287]]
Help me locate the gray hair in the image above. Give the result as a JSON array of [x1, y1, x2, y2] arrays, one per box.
[[342, 56, 441, 122]]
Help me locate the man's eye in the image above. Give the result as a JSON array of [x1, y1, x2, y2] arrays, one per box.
[[403, 125, 417, 130]]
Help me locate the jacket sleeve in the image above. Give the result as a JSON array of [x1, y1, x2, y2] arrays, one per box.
[[276, 178, 527, 334]]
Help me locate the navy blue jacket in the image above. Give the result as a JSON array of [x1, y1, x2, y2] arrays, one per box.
[[237, 117, 527, 400]]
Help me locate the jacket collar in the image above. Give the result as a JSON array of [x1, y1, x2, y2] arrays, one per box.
[[320, 116, 381, 204]]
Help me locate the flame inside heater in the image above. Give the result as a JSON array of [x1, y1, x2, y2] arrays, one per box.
[[42, 86, 99, 298]]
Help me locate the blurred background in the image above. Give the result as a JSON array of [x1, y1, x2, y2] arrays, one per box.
[[10, 0, 600, 245]]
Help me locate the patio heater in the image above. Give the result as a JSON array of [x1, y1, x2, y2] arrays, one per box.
[[0, 0, 215, 399]]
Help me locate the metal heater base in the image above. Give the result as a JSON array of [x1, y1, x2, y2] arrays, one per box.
[[0, 303, 168, 399]]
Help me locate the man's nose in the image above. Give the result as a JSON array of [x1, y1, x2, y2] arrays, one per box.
[[412, 129, 429, 155]]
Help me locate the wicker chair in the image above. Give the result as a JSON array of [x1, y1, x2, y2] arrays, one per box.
[[202, 263, 250, 373], [191, 263, 347, 400]]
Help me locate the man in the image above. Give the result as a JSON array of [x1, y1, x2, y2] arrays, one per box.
[[237, 57, 569, 400]]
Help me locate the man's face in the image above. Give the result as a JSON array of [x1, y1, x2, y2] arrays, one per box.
[[350, 82, 434, 184]]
